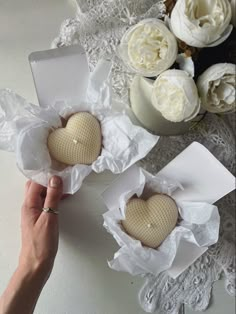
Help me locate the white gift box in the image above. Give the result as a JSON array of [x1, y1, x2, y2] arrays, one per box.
[[0, 45, 158, 194], [102, 142, 235, 279]]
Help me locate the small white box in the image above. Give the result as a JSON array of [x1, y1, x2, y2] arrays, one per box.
[[102, 142, 235, 278], [29, 45, 89, 107]]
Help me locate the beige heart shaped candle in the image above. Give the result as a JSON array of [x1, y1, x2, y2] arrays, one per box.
[[122, 194, 178, 248], [48, 112, 102, 165]]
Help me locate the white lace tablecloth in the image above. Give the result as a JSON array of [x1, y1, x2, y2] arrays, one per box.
[[52, 1, 236, 313]]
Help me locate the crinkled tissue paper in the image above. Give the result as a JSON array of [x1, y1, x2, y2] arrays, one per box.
[[102, 142, 235, 278], [0, 45, 158, 194]]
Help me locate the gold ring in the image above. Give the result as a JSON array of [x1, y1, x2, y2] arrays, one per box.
[[42, 207, 59, 215]]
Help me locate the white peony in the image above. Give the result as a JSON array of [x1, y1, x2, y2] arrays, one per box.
[[197, 63, 236, 113], [152, 69, 200, 122], [119, 19, 178, 77], [230, 0, 236, 27], [170, 0, 233, 48]]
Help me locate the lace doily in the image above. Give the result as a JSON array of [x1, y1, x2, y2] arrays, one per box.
[[52, 1, 236, 313]]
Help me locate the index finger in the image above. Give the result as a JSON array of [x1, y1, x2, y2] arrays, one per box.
[[25, 181, 31, 195], [25, 181, 46, 209], [22, 181, 46, 225]]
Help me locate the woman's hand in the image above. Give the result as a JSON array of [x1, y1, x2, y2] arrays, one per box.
[[19, 176, 63, 279], [0, 176, 63, 314]]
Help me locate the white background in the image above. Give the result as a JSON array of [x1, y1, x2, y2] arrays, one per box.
[[0, 1, 234, 313]]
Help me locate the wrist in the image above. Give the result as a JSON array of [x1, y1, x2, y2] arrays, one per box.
[[16, 265, 45, 289], [17, 258, 53, 287], [18, 249, 55, 281], [0, 264, 48, 314]]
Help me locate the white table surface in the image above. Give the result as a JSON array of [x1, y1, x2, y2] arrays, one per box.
[[0, 1, 234, 314]]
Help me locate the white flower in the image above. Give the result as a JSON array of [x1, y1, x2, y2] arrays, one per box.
[[230, 0, 236, 27], [152, 69, 200, 122], [170, 0, 233, 48], [118, 19, 178, 77], [197, 63, 236, 113]]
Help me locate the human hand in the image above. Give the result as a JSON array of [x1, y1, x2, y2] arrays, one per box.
[[0, 177, 63, 314], [19, 176, 63, 280]]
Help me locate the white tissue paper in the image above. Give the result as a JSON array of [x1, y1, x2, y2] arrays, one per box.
[[103, 167, 220, 277], [0, 59, 158, 194]]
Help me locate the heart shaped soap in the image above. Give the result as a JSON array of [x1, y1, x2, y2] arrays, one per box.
[[48, 112, 102, 165], [122, 194, 178, 248]]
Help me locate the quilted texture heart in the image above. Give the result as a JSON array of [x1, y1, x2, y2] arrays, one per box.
[[122, 194, 178, 248], [48, 112, 102, 165]]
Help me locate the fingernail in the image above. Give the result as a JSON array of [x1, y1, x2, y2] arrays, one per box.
[[49, 176, 62, 188]]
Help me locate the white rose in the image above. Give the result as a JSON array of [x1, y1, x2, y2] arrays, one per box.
[[170, 0, 233, 48], [230, 0, 236, 27], [197, 63, 236, 113], [152, 69, 200, 122], [119, 19, 178, 77]]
